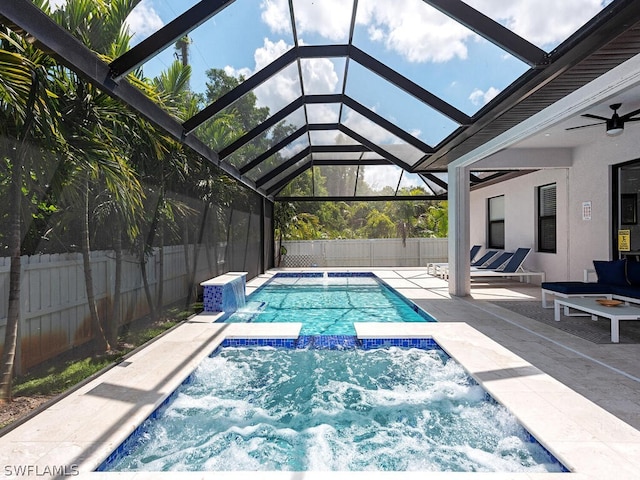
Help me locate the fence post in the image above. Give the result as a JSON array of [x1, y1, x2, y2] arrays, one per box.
[[369, 240, 373, 266]]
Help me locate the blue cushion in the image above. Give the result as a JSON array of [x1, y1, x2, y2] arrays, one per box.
[[593, 259, 628, 286], [627, 261, 640, 286], [542, 281, 612, 295], [611, 284, 640, 298]]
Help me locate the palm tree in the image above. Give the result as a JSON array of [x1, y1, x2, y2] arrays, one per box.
[[0, 25, 62, 402], [152, 60, 198, 312], [49, 0, 146, 350]]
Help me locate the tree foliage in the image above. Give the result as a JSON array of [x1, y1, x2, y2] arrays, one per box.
[[0, 3, 449, 401]]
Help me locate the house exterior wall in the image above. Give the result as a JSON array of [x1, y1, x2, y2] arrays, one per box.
[[469, 133, 640, 282], [469, 169, 569, 282]]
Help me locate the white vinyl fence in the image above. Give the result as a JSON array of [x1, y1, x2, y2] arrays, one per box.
[[280, 238, 448, 268], [0, 244, 225, 375]]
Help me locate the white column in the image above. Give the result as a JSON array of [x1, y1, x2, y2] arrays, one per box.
[[448, 163, 470, 296]]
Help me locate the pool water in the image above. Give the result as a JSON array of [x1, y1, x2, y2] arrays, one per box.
[[103, 342, 565, 472], [225, 273, 434, 335]]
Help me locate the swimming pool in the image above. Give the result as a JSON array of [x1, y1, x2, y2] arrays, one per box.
[[99, 338, 565, 472], [224, 272, 435, 335]]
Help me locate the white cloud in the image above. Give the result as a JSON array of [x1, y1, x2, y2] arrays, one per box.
[[260, 0, 291, 35], [253, 39, 300, 110], [126, 0, 164, 42], [254, 62, 301, 110], [343, 108, 397, 144], [260, 0, 612, 64], [254, 37, 290, 70], [226, 38, 300, 112], [469, 87, 500, 106], [300, 58, 340, 94], [223, 65, 252, 79], [363, 165, 402, 190], [357, 0, 472, 63], [262, 0, 352, 42], [223, 38, 340, 115], [368, 26, 384, 42], [465, 0, 610, 48], [294, 0, 354, 42], [306, 104, 340, 124]]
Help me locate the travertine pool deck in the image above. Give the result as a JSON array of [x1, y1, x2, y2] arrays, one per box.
[[1, 267, 640, 479]]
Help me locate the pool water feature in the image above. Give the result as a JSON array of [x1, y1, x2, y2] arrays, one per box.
[[225, 272, 435, 335], [100, 338, 566, 472]]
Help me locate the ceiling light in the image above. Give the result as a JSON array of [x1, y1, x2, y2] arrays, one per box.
[[606, 117, 624, 136]]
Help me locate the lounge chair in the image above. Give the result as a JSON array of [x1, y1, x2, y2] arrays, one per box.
[[469, 247, 545, 282], [427, 245, 483, 275], [472, 251, 513, 271], [437, 250, 501, 278], [471, 250, 500, 267], [470, 244, 482, 263], [441, 247, 544, 283]]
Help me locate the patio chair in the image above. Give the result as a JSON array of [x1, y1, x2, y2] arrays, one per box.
[[437, 250, 501, 278], [469, 247, 545, 282], [471, 251, 514, 271], [471, 250, 500, 267], [427, 245, 483, 275], [469, 244, 482, 263]]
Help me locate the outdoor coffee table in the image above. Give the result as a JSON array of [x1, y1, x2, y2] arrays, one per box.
[[554, 297, 640, 343]]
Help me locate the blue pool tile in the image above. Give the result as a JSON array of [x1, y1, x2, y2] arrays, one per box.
[[275, 272, 323, 278], [296, 335, 359, 349], [327, 272, 374, 277], [360, 337, 440, 350], [217, 336, 441, 352]]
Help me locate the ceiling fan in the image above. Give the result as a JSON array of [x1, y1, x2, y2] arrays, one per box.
[[566, 103, 640, 136]]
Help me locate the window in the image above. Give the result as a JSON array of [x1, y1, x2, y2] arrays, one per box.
[[488, 195, 505, 249], [538, 183, 557, 253]]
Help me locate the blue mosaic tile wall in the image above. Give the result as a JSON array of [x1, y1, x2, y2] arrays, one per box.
[[202, 284, 223, 312], [360, 337, 440, 350], [273, 272, 375, 278], [327, 272, 374, 277], [216, 336, 441, 352], [203, 276, 246, 313], [275, 272, 323, 278]]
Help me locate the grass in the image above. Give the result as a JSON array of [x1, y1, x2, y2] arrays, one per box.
[[12, 304, 199, 398], [14, 356, 118, 397]]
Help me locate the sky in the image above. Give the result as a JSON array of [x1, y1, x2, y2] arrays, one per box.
[[122, 0, 613, 129], [50, 0, 615, 191]]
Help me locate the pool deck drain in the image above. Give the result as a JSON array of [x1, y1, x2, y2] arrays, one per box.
[[1, 268, 640, 479]]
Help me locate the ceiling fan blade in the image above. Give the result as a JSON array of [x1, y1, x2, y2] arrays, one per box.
[[621, 108, 640, 120], [581, 113, 609, 121], [566, 121, 605, 131]]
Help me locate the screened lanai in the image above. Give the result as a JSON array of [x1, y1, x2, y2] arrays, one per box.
[[5, 0, 640, 203], [3, 0, 640, 374]]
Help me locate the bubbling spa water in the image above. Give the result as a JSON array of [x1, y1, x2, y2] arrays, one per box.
[[105, 345, 564, 472]]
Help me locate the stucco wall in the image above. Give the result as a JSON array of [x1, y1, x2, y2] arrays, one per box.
[[469, 133, 640, 282], [470, 169, 569, 282]]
